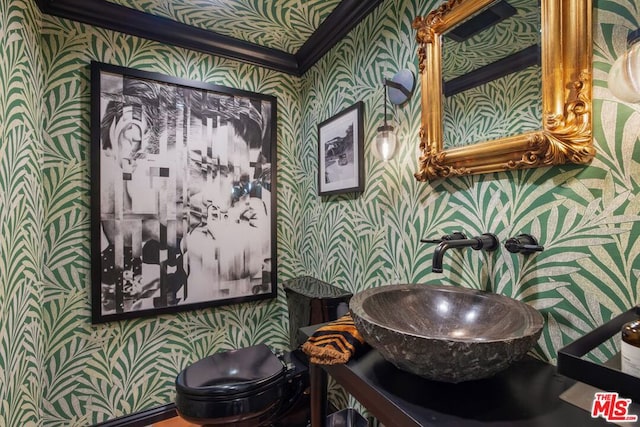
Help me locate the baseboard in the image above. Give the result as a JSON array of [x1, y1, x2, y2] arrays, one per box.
[[93, 403, 177, 427]]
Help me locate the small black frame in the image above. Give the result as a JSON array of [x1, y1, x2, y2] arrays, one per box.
[[317, 102, 364, 196], [91, 61, 277, 323]]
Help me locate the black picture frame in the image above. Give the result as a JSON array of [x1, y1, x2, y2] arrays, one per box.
[[90, 61, 277, 323], [317, 102, 364, 196]]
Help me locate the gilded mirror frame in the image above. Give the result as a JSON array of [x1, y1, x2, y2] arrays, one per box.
[[413, 0, 594, 181]]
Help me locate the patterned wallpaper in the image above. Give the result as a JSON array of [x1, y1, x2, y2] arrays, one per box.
[[38, 16, 300, 426], [298, 0, 640, 411], [0, 0, 43, 425], [103, 0, 341, 54], [443, 66, 542, 148], [441, 0, 539, 80], [441, 0, 541, 147], [0, 0, 639, 425]]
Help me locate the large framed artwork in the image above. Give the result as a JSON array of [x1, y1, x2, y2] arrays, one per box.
[[91, 61, 277, 323], [317, 102, 364, 196]]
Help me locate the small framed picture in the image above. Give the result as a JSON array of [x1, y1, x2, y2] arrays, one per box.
[[317, 102, 364, 196]]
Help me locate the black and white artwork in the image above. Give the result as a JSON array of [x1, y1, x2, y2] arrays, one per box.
[[90, 61, 276, 323], [317, 102, 364, 196]]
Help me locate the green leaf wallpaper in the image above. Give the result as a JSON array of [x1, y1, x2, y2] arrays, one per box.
[[103, 0, 341, 54], [39, 15, 301, 425], [0, 0, 44, 426], [441, 0, 540, 80], [443, 66, 542, 148], [299, 0, 639, 414], [441, 0, 541, 148], [0, 0, 639, 425]]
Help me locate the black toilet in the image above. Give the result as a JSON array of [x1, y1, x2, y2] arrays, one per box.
[[174, 276, 352, 426], [175, 344, 309, 426]]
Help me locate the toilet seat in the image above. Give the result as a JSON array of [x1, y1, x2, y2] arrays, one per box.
[[176, 344, 285, 398], [175, 344, 291, 426]]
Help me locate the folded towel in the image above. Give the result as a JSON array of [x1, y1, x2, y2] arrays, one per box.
[[302, 313, 367, 365]]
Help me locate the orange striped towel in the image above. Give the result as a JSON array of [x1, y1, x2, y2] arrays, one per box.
[[301, 313, 367, 364]]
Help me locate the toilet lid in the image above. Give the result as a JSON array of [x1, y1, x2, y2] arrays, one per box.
[[176, 344, 285, 398]]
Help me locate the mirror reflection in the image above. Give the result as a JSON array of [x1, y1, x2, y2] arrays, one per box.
[[442, 0, 541, 149], [412, 0, 594, 180]]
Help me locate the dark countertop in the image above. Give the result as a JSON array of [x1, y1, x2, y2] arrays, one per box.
[[301, 325, 611, 427]]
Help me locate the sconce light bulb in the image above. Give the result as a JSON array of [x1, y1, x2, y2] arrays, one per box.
[[609, 38, 640, 103], [375, 124, 397, 161]]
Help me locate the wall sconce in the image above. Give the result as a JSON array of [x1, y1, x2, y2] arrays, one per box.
[[374, 69, 415, 161], [609, 28, 640, 103]]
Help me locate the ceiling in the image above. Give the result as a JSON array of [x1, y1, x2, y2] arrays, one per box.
[[35, 0, 384, 76]]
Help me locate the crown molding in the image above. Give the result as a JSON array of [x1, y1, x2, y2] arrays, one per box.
[[296, 0, 384, 74], [36, 0, 383, 76]]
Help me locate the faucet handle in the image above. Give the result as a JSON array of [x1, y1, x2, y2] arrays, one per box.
[[504, 234, 544, 254], [420, 231, 466, 244], [420, 238, 442, 244]]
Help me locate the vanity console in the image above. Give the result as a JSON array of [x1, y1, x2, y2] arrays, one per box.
[[302, 325, 612, 427]]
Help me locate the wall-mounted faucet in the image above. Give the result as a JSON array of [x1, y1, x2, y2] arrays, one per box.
[[429, 232, 499, 273], [504, 234, 544, 255]]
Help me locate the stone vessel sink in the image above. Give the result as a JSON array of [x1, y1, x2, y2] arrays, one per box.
[[350, 284, 544, 383]]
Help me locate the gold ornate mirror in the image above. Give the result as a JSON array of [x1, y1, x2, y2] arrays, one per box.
[[413, 0, 594, 181]]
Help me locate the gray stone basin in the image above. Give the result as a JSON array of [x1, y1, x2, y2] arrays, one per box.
[[350, 284, 544, 383]]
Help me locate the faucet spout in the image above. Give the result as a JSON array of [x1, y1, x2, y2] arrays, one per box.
[[432, 239, 479, 273], [431, 233, 498, 273]]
